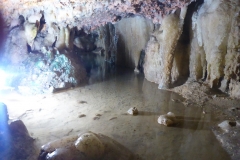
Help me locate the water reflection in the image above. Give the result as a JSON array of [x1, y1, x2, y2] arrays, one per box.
[[3, 68, 230, 160], [96, 69, 230, 160]]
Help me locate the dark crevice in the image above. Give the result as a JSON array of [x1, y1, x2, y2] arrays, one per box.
[[217, 76, 224, 88], [228, 121, 236, 127], [27, 43, 32, 53], [226, 79, 230, 92], [39, 13, 46, 33]]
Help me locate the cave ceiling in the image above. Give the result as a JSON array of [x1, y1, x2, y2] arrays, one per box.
[[0, 0, 195, 30]]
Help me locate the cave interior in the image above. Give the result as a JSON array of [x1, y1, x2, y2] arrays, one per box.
[[0, 0, 240, 159]]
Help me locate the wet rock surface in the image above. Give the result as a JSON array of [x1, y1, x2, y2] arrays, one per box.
[[39, 131, 135, 160]]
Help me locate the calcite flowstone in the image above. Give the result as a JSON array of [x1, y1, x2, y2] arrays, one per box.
[[39, 131, 135, 160], [144, 7, 188, 89], [189, 0, 240, 98], [115, 16, 153, 69]]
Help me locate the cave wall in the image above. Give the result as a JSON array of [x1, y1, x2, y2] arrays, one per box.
[[143, 0, 240, 99], [115, 16, 153, 69], [189, 0, 240, 98], [144, 6, 188, 88]]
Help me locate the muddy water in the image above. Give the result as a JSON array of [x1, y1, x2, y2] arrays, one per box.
[[1, 69, 230, 160]]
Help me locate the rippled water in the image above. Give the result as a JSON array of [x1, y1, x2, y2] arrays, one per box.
[[2, 68, 230, 159]]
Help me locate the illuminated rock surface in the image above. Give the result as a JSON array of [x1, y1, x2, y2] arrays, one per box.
[[39, 131, 134, 160]]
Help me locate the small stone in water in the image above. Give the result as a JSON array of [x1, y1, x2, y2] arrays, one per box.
[[127, 107, 138, 115], [158, 112, 176, 126]]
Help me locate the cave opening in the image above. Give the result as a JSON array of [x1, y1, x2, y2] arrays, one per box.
[[0, 0, 240, 160]]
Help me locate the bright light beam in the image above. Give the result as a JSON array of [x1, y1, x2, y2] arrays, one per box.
[[0, 69, 7, 89]]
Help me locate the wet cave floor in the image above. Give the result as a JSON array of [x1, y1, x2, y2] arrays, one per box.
[[0, 69, 232, 160]]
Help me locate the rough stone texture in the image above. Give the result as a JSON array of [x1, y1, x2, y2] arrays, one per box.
[[0, 0, 194, 92], [7, 46, 86, 94], [3, 27, 29, 65], [229, 80, 240, 99], [0, 15, 119, 94], [171, 81, 211, 107], [213, 121, 240, 160], [0, 0, 193, 31], [189, 0, 240, 98]]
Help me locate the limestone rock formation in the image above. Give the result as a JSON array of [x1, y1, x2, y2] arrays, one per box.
[[144, 9, 188, 88], [0, 0, 194, 31], [39, 131, 135, 160], [0, 0, 240, 99], [115, 16, 153, 69], [189, 0, 240, 98]]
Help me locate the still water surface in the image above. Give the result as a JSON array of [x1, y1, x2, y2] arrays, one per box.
[[3, 69, 230, 160]]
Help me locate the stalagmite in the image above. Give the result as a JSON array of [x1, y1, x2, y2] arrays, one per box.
[[144, 7, 188, 89]]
